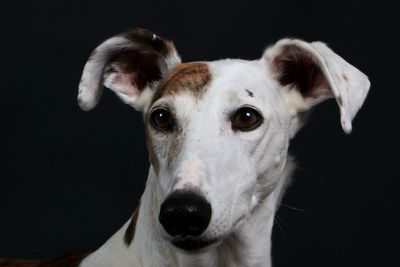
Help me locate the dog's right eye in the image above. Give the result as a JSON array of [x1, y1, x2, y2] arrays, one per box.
[[231, 106, 263, 131], [150, 108, 174, 131]]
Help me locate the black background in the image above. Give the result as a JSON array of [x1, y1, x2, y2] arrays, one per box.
[[1, 1, 399, 266]]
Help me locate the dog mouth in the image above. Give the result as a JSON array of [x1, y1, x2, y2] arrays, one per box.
[[169, 217, 248, 252], [171, 237, 219, 251]]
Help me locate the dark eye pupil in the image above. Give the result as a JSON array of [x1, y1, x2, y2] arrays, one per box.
[[241, 111, 253, 121], [157, 111, 167, 120]]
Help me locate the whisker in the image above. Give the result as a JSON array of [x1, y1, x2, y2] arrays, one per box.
[[295, 166, 328, 180], [276, 214, 292, 230], [280, 203, 305, 212], [274, 216, 289, 244]]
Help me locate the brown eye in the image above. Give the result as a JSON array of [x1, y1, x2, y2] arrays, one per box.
[[231, 107, 262, 131], [151, 108, 174, 131]]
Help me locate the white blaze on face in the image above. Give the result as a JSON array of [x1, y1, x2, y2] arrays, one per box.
[[173, 158, 204, 190], [193, 60, 290, 237]]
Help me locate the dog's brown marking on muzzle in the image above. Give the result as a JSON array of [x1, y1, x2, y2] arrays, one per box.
[[152, 62, 212, 103], [124, 204, 140, 246]]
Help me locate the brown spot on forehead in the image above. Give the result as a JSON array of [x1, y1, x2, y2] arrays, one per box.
[[152, 62, 212, 104]]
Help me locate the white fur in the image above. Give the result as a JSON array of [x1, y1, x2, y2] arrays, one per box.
[[78, 36, 133, 111], [78, 34, 370, 267]]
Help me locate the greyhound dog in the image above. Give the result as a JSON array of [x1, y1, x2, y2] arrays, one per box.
[[0, 28, 369, 267]]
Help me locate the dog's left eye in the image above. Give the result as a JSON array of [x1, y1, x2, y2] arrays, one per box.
[[150, 108, 174, 131], [231, 107, 262, 131]]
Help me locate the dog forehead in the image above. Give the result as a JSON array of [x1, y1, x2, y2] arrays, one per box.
[[207, 59, 271, 94], [152, 62, 212, 103], [152, 59, 274, 104], [202, 59, 283, 113]]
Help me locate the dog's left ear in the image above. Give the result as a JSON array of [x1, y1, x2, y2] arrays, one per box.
[[263, 39, 370, 133], [78, 28, 181, 112]]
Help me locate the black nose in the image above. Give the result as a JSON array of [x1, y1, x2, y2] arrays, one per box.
[[159, 190, 212, 237]]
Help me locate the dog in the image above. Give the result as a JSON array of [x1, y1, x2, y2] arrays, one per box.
[[0, 28, 369, 267]]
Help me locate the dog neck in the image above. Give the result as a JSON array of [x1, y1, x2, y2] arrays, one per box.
[[81, 161, 293, 267]]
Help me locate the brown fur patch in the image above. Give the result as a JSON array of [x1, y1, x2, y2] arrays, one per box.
[[124, 205, 140, 246], [105, 50, 162, 91], [85, 28, 177, 94], [122, 28, 175, 57], [342, 74, 348, 82], [152, 62, 212, 103], [0, 252, 89, 267], [0, 259, 41, 267]]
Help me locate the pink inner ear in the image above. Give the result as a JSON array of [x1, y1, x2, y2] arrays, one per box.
[[274, 44, 332, 99], [105, 50, 162, 95], [112, 71, 141, 97]]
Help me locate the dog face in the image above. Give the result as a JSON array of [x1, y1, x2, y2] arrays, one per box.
[[146, 59, 292, 248], [78, 29, 369, 251]]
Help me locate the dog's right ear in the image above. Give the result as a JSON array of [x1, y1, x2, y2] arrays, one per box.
[[263, 39, 370, 134], [78, 28, 181, 112]]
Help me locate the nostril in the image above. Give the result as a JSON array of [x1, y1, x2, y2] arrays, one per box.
[[159, 190, 212, 237]]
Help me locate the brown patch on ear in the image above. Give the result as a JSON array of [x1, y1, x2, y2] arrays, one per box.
[[152, 62, 212, 103], [100, 28, 179, 96], [0, 252, 89, 267], [273, 44, 329, 98], [124, 204, 140, 246], [122, 28, 175, 57], [105, 50, 162, 92], [342, 74, 348, 82], [105, 29, 171, 92]]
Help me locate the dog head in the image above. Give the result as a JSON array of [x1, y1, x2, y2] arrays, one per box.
[[78, 29, 369, 252]]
